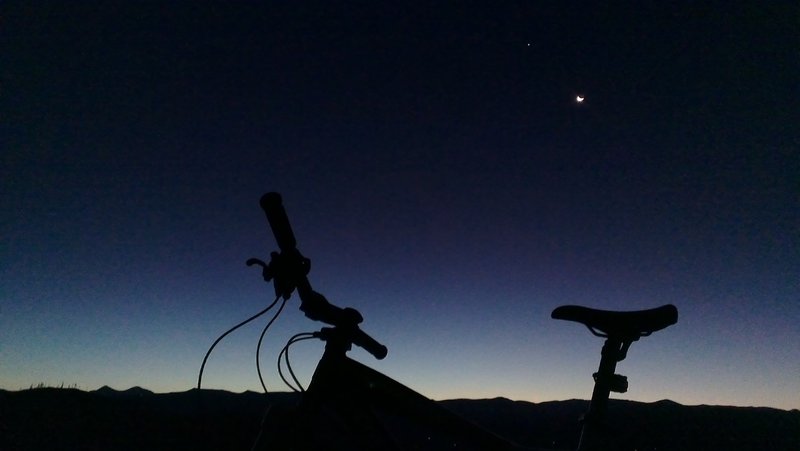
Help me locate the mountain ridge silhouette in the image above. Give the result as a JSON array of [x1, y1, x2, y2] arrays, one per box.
[[1, 387, 797, 450]]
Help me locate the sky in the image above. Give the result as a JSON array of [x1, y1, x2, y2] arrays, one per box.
[[2, 2, 798, 410]]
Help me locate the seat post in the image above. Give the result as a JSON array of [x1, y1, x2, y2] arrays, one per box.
[[577, 336, 630, 451], [551, 304, 677, 450]]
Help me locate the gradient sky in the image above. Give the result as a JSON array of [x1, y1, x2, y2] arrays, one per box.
[[3, 2, 798, 410]]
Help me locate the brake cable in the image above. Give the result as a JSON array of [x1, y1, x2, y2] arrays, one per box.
[[197, 294, 282, 390], [255, 297, 289, 393]]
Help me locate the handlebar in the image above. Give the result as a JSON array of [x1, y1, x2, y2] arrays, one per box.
[[256, 192, 387, 360], [260, 193, 297, 252], [348, 323, 388, 359]]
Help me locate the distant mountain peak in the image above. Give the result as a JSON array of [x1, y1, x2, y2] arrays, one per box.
[[94, 385, 118, 394], [653, 399, 681, 406], [124, 386, 152, 395], [93, 386, 153, 398]]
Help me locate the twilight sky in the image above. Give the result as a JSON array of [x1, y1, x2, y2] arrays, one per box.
[[2, 2, 798, 410]]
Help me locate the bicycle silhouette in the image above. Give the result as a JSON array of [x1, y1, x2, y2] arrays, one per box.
[[200, 193, 678, 450]]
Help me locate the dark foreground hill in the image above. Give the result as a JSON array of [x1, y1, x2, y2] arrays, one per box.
[[1, 387, 797, 450]]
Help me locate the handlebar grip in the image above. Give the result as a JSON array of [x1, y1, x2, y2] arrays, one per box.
[[354, 328, 388, 360], [260, 192, 297, 251]]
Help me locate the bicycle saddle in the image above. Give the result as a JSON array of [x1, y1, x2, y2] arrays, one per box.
[[552, 304, 678, 339]]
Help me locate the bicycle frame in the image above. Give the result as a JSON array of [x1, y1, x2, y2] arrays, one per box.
[[256, 327, 522, 450]]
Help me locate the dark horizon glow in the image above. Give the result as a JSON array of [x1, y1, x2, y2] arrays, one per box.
[[2, 2, 798, 410]]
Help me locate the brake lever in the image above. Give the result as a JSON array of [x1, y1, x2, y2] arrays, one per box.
[[246, 252, 310, 300], [246, 257, 272, 284], [245, 257, 267, 270]]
